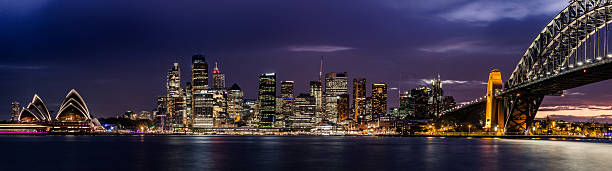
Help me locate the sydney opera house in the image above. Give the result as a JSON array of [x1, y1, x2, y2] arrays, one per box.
[[13, 89, 101, 133]]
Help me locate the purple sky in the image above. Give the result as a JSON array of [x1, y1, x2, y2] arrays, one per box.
[[1, 0, 610, 120]]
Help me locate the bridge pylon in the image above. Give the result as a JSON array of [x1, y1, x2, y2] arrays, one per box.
[[485, 69, 504, 135]]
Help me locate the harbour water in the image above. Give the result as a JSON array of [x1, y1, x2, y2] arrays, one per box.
[[0, 136, 610, 170]]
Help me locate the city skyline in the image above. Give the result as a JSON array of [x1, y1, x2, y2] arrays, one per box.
[[2, 0, 612, 120]]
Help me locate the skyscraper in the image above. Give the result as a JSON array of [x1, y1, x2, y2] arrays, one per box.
[[291, 93, 316, 128], [192, 54, 213, 128], [192, 54, 209, 90], [10, 101, 19, 122], [212, 61, 226, 89], [411, 87, 432, 119], [431, 74, 444, 117], [167, 62, 186, 128], [227, 83, 244, 122], [337, 94, 350, 123], [399, 91, 414, 118], [324, 72, 348, 124], [185, 82, 193, 126], [371, 83, 387, 120], [278, 81, 295, 127], [210, 89, 228, 128], [352, 78, 366, 122], [309, 81, 323, 123], [258, 73, 276, 127]]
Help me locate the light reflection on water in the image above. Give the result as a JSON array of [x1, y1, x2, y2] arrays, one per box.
[[0, 136, 610, 170]]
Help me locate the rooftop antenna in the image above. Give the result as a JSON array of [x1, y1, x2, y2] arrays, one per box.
[[319, 56, 324, 82]]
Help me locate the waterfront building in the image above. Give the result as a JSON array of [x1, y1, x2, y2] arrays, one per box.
[[17, 94, 51, 123], [184, 82, 193, 126], [192, 54, 213, 128], [291, 93, 316, 128], [192, 90, 214, 128], [371, 83, 387, 120], [154, 96, 170, 130], [53, 89, 93, 132], [139, 111, 151, 120], [352, 78, 366, 122], [258, 73, 276, 127], [410, 87, 432, 119], [191, 54, 209, 90], [242, 99, 257, 126], [324, 72, 348, 124], [442, 96, 456, 112], [399, 91, 415, 118], [309, 81, 323, 123], [337, 94, 350, 123], [166, 62, 186, 128], [278, 81, 295, 127], [431, 74, 444, 117], [227, 83, 244, 122], [212, 61, 226, 89], [10, 101, 19, 122], [210, 89, 229, 128], [124, 110, 137, 120]]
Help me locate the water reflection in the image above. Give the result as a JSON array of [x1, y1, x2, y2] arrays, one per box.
[[0, 136, 610, 170]]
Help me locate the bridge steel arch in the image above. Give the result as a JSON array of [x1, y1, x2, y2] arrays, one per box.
[[502, 0, 612, 134]]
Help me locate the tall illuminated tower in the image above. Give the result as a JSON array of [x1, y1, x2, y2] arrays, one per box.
[[258, 73, 276, 127], [212, 61, 226, 89], [371, 83, 387, 120], [352, 78, 366, 122], [10, 101, 19, 122], [192, 54, 213, 128], [227, 83, 244, 122], [324, 72, 348, 124], [309, 81, 323, 123], [278, 81, 294, 127], [167, 62, 186, 128], [431, 74, 444, 117]]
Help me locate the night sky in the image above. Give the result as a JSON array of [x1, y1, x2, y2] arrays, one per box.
[[1, 0, 611, 120]]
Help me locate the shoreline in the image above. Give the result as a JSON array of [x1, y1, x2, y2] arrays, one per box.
[[1, 132, 610, 140]]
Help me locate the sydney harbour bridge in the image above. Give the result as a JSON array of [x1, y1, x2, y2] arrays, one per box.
[[444, 0, 612, 135]]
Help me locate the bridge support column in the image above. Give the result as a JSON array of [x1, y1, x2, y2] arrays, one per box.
[[503, 94, 544, 135]]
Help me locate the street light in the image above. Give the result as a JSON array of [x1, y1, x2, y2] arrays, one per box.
[[468, 125, 471, 134]]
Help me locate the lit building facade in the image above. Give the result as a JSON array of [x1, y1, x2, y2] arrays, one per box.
[[227, 83, 244, 122], [411, 87, 432, 119], [277, 81, 295, 127], [166, 62, 186, 128], [212, 61, 226, 89], [309, 81, 323, 123], [371, 83, 387, 120], [324, 72, 348, 124], [352, 78, 366, 122], [258, 73, 276, 127], [192, 54, 213, 128], [10, 101, 19, 122], [431, 74, 444, 117], [291, 93, 316, 128], [337, 94, 350, 123], [399, 91, 415, 118]]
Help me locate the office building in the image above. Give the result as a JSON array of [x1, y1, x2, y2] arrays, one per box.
[[371, 83, 387, 120], [324, 72, 348, 124], [212, 61, 226, 89], [352, 78, 366, 122], [192, 54, 213, 128], [258, 73, 276, 127], [10, 101, 19, 122], [309, 81, 323, 123], [227, 83, 244, 122]]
